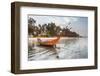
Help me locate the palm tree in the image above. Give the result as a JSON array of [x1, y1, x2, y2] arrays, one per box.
[[28, 17, 36, 26], [28, 17, 36, 36]]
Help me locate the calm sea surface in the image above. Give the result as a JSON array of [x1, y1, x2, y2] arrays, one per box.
[[28, 38, 88, 61]]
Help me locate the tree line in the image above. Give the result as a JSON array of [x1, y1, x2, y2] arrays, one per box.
[[28, 17, 80, 37]]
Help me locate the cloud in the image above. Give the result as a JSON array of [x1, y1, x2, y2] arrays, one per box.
[[70, 17, 78, 22], [63, 17, 78, 23]]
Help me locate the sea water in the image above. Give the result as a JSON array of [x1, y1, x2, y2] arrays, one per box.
[[28, 38, 88, 61]]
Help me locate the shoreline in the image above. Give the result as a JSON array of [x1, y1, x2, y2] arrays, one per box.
[[28, 37, 88, 42], [29, 37, 87, 39]]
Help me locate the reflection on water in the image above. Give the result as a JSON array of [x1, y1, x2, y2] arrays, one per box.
[[28, 38, 88, 61]]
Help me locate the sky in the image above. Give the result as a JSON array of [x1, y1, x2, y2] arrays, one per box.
[[28, 15, 88, 36]]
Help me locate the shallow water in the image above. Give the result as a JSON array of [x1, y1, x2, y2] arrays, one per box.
[[28, 38, 88, 61]]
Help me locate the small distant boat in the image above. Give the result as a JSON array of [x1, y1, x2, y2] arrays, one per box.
[[37, 36, 60, 47]]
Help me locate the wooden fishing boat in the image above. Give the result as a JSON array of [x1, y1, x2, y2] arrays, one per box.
[[37, 36, 60, 47]]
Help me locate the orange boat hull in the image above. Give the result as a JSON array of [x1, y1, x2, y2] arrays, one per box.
[[38, 37, 60, 46]]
